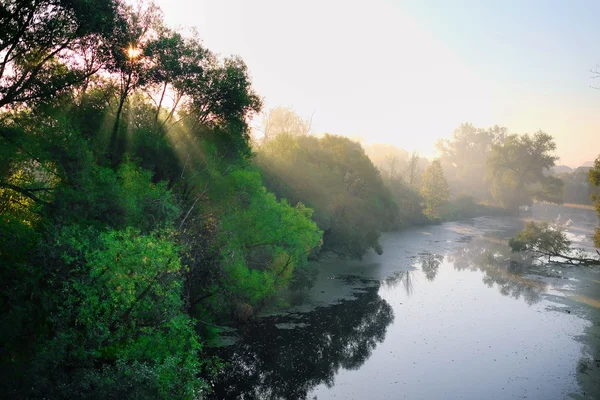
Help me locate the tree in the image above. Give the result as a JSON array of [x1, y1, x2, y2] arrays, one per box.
[[259, 106, 312, 143], [107, 1, 164, 163], [405, 151, 422, 186], [383, 153, 399, 183], [589, 155, 600, 247], [437, 123, 505, 200], [509, 221, 600, 265], [362, 144, 408, 182], [487, 131, 562, 211], [179, 55, 262, 159], [257, 134, 397, 259], [182, 56, 262, 127], [419, 159, 449, 218], [559, 166, 600, 205], [202, 168, 322, 316], [144, 28, 188, 126], [0, 0, 121, 110]]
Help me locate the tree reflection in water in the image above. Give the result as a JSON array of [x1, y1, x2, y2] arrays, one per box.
[[383, 270, 414, 296], [417, 252, 444, 281], [382, 253, 442, 296], [209, 280, 394, 400], [447, 235, 548, 305]]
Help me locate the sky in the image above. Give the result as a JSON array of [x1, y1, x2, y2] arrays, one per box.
[[154, 0, 600, 167]]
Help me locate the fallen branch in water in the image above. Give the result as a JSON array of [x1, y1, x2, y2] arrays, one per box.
[[509, 221, 600, 266]]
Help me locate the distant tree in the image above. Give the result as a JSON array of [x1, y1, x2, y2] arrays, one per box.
[[384, 153, 399, 183], [420, 159, 449, 218], [260, 106, 311, 143], [558, 166, 599, 205], [361, 143, 424, 186], [405, 151, 421, 186], [437, 123, 506, 200], [589, 155, 600, 247], [487, 131, 563, 211], [363, 144, 406, 176]]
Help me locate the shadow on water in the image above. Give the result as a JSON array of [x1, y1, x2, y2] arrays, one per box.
[[209, 280, 394, 400], [447, 234, 549, 305]]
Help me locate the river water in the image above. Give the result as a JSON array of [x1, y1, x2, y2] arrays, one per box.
[[209, 204, 600, 400]]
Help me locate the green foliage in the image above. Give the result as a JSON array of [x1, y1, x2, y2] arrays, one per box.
[[257, 133, 397, 259], [0, 150, 202, 398], [509, 221, 599, 265], [0, 0, 121, 109], [353, 142, 427, 226], [0, 0, 277, 395], [509, 221, 571, 255], [7, 228, 206, 399], [116, 160, 180, 230], [590, 157, 600, 187], [385, 176, 428, 227], [590, 156, 600, 247], [203, 167, 322, 317], [440, 195, 509, 221], [0, 92, 210, 398], [558, 166, 600, 205], [419, 159, 450, 219], [487, 131, 562, 210]]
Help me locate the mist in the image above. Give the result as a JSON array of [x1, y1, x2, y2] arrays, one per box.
[[1, 1, 600, 399]]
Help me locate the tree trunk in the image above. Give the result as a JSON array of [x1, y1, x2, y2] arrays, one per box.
[[110, 69, 133, 166], [154, 81, 168, 129]]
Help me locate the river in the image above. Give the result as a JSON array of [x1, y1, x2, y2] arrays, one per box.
[[209, 204, 600, 400]]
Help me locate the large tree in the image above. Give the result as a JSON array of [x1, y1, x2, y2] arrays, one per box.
[[106, 1, 164, 163], [437, 123, 506, 200], [486, 131, 563, 211], [0, 0, 121, 110], [257, 133, 397, 259]]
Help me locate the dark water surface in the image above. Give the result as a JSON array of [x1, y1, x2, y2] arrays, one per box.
[[210, 205, 600, 400]]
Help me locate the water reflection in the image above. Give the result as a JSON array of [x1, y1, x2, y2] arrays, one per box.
[[417, 252, 444, 281], [383, 270, 414, 296], [382, 253, 442, 296], [447, 235, 548, 305], [209, 281, 394, 400]]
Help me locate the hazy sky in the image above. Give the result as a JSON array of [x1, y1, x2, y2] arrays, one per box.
[[155, 0, 600, 167]]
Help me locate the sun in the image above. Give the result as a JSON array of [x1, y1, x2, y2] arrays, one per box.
[[126, 45, 141, 59]]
